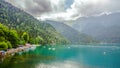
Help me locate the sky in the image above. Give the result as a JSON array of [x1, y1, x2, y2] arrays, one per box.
[[6, 0, 120, 21]]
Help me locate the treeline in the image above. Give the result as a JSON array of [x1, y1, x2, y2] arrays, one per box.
[[0, 23, 45, 50], [0, 23, 18, 50], [0, 0, 69, 50]]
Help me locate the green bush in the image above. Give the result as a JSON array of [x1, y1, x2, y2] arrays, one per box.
[[19, 40, 26, 45], [7, 30, 19, 48], [0, 42, 8, 50], [0, 23, 19, 48], [35, 36, 44, 44], [0, 37, 6, 42], [29, 38, 35, 44], [22, 32, 29, 43], [6, 41, 12, 49]]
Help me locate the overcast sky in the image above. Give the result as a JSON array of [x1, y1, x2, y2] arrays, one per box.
[[6, 0, 120, 21]]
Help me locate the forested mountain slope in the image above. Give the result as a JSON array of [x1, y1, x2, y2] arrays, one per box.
[[0, 0, 69, 44]]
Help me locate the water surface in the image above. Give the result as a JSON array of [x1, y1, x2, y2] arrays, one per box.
[[0, 44, 120, 68]]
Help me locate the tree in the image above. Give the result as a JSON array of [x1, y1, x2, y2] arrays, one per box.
[[22, 32, 29, 43], [35, 36, 44, 44], [7, 30, 19, 48], [6, 41, 12, 49], [0, 23, 19, 48], [29, 38, 35, 44], [0, 42, 8, 50], [0, 37, 6, 42]]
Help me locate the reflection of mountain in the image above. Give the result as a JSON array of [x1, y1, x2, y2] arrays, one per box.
[[46, 20, 97, 44], [72, 12, 120, 43], [0, 0, 68, 44]]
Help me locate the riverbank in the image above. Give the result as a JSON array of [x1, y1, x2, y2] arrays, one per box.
[[0, 44, 34, 58]]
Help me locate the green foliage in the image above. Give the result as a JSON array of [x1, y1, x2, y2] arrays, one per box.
[[6, 41, 12, 49], [0, 0, 70, 45], [0, 37, 6, 42], [22, 32, 29, 43], [18, 40, 25, 45], [29, 38, 36, 44], [7, 30, 19, 48], [0, 23, 19, 49], [29, 36, 44, 44], [0, 42, 8, 50], [35, 36, 44, 44]]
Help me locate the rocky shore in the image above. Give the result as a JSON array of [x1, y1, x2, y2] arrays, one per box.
[[0, 44, 34, 59]]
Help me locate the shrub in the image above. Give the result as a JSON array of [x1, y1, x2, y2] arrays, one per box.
[[29, 38, 35, 44], [0, 42, 8, 50], [22, 32, 29, 43], [19, 40, 26, 45], [0, 23, 19, 48], [7, 30, 19, 48], [0, 37, 6, 42], [6, 41, 12, 49]]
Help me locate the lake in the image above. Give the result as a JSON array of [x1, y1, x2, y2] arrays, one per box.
[[0, 44, 120, 68]]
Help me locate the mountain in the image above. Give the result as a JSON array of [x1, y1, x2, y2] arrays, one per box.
[[72, 12, 120, 43], [46, 20, 97, 44], [0, 0, 69, 44]]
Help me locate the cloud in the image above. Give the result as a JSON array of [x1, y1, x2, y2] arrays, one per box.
[[6, 0, 66, 17], [5, 0, 120, 21], [70, 0, 120, 17], [38, 0, 120, 21]]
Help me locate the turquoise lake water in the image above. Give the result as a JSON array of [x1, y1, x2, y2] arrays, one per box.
[[0, 44, 120, 68]]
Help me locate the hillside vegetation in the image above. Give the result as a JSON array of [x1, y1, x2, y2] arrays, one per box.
[[0, 0, 69, 50]]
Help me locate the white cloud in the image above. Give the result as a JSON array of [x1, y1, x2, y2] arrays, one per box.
[[6, 0, 120, 21], [38, 0, 120, 21], [6, 0, 66, 16]]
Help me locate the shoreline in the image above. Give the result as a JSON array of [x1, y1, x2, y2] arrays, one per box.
[[0, 44, 35, 59]]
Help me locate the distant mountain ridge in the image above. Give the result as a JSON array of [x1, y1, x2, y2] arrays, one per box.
[[72, 12, 120, 43], [46, 20, 97, 44]]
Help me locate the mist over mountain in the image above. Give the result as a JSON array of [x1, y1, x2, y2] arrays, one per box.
[[72, 12, 120, 43], [46, 20, 97, 44]]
